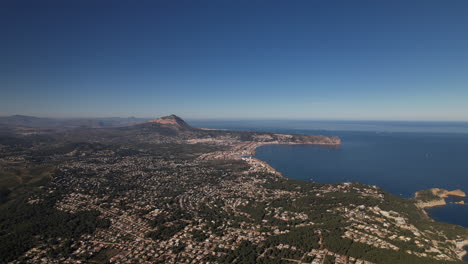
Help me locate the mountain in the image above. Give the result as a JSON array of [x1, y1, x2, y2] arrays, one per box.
[[0, 115, 150, 128], [0, 115, 53, 127], [147, 114, 195, 131], [2, 114, 465, 264], [0, 114, 340, 147], [125, 115, 341, 145]]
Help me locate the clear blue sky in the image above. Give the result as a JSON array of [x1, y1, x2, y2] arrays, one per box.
[[1, 0, 468, 120]]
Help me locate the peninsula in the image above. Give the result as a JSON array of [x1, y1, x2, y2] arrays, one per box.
[[0, 115, 467, 264], [414, 188, 467, 209]]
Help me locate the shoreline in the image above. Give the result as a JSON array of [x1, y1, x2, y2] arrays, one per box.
[[248, 142, 468, 260], [414, 188, 467, 210], [456, 240, 468, 260], [244, 141, 340, 177], [197, 138, 468, 260], [197, 139, 340, 177]]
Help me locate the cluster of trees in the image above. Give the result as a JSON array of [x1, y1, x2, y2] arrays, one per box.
[[265, 226, 320, 252], [321, 234, 456, 264], [0, 163, 110, 264], [190, 229, 209, 242], [147, 221, 188, 241], [0, 188, 10, 203], [412, 189, 439, 202], [210, 231, 456, 264], [218, 241, 260, 264], [0, 194, 110, 263]]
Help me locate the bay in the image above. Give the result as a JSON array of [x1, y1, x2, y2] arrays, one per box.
[[255, 131, 468, 228], [189, 119, 468, 228]]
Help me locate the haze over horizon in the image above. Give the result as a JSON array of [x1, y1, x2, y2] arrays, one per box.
[[2, 0, 468, 121]]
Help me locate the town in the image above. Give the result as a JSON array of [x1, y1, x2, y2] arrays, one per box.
[[0, 116, 466, 264]]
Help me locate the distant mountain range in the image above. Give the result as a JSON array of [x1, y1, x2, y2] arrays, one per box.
[[0, 114, 341, 147], [0, 115, 151, 128]]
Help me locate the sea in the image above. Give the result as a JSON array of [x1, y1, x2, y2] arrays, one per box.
[[190, 120, 468, 232]]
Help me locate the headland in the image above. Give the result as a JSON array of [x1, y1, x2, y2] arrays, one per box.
[[414, 188, 467, 209]]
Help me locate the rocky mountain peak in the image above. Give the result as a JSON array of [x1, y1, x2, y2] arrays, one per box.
[[149, 115, 193, 130]]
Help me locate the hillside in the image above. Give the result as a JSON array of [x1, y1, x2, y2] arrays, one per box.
[[0, 115, 150, 129], [0, 115, 466, 264]]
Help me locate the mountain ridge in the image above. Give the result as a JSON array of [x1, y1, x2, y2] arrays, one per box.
[[147, 114, 195, 130]]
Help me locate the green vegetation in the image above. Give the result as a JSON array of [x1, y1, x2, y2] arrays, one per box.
[[147, 221, 189, 241], [0, 194, 110, 263], [218, 241, 260, 264], [266, 226, 320, 251], [0, 167, 110, 263], [88, 248, 121, 264], [0, 166, 53, 203], [0, 119, 466, 263], [191, 229, 209, 242], [413, 189, 439, 202]]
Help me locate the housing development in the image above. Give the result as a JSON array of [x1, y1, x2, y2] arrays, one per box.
[[0, 115, 466, 264]]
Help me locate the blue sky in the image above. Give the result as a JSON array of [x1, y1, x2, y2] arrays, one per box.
[[1, 0, 468, 120]]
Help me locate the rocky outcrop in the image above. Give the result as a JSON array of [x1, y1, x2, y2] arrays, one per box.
[[445, 189, 467, 198], [415, 198, 446, 209], [414, 188, 466, 209], [148, 114, 195, 131]]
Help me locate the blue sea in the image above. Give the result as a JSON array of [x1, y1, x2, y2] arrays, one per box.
[[190, 120, 468, 230]]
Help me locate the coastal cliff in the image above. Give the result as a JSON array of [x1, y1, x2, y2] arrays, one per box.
[[414, 188, 466, 209], [443, 189, 467, 198], [414, 198, 447, 209]]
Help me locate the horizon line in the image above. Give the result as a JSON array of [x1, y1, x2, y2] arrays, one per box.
[[1, 114, 468, 123]]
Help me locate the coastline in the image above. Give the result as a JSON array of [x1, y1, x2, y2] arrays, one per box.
[[244, 141, 341, 177], [456, 240, 468, 260], [247, 142, 468, 261], [419, 196, 468, 261], [414, 188, 467, 210], [197, 139, 340, 177], [197, 137, 468, 260]]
